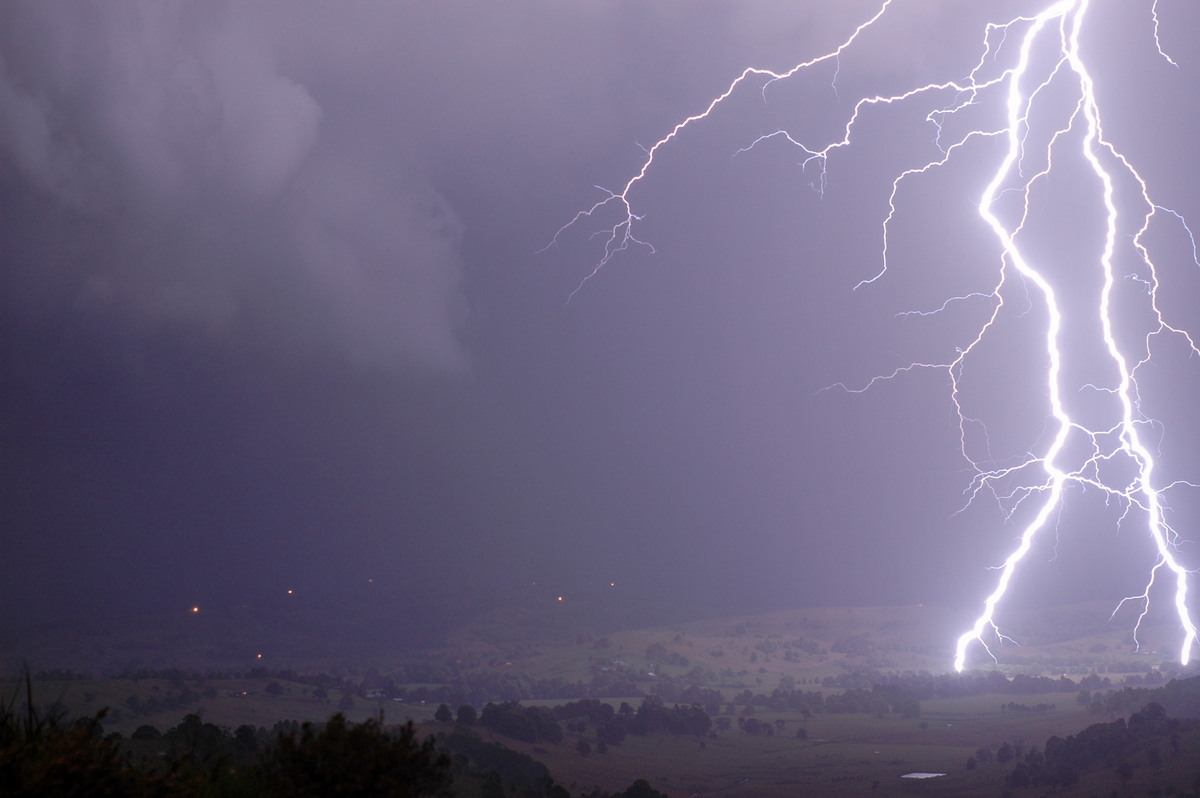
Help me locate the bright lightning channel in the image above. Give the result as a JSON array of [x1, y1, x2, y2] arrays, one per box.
[[550, 0, 1199, 673]]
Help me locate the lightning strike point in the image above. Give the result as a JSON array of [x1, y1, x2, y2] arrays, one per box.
[[558, 0, 1199, 673]]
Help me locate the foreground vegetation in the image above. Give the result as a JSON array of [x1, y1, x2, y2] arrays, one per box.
[[0, 677, 678, 797], [5, 668, 1200, 796], [0, 672, 449, 797]]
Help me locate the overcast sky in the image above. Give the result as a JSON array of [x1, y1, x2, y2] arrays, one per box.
[[3, 1, 1199, 639]]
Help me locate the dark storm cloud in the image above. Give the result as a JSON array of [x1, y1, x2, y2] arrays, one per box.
[[0, 0, 893, 369], [0, 1, 466, 369]]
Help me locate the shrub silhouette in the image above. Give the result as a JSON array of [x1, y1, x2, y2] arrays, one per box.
[[2, 670, 451, 798], [251, 713, 451, 797]]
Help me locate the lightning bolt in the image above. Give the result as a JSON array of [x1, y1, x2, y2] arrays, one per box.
[[551, 0, 1199, 672]]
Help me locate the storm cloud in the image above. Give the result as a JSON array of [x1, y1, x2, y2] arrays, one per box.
[[0, 2, 474, 370]]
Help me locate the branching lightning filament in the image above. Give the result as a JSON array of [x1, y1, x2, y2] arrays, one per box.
[[551, 0, 1199, 671]]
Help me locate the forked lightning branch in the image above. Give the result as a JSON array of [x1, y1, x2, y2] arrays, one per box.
[[551, 0, 1200, 671]]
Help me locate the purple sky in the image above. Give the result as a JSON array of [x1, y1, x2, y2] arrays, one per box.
[[3, 1, 1198, 641]]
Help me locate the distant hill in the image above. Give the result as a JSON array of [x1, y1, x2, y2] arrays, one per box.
[[4, 590, 1192, 682]]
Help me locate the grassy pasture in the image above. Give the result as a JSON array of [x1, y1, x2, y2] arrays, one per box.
[[411, 691, 1107, 797], [446, 600, 1185, 704]]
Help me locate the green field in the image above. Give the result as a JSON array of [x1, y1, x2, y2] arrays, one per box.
[[426, 692, 1108, 797]]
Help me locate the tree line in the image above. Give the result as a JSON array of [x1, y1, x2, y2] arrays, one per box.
[[1003, 701, 1191, 790], [469, 695, 712, 747], [0, 689, 672, 798]]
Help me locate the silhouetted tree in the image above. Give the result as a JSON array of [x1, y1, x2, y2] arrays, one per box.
[[613, 778, 668, 798], [131, 724, 161, 740], [252, 714, 450, 797], [0, 704, 154, 797]]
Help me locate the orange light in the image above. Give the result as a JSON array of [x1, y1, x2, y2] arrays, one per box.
[[557, 596, 564, 602], [287, 589, 294, 595], [191, 606, 200, 613], [257, 653, 263, 659]]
